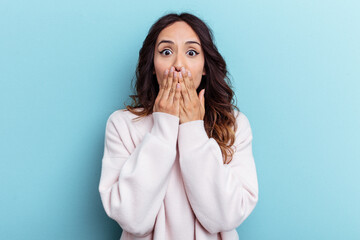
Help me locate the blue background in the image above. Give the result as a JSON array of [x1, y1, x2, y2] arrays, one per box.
[[1, 0, 359, 239]]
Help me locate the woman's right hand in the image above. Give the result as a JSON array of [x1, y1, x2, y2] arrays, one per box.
[[153, 66, 181, 118]]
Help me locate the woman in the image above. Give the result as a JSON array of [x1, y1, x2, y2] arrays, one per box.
[[98, 12, 259, 240]]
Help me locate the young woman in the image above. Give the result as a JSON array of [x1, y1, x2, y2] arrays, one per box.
[[98, 12, 259, 240]]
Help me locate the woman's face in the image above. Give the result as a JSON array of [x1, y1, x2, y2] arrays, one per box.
[[153, 21, 206, 90]]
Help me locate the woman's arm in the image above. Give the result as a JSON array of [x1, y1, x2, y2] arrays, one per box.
[[177, 111, 259, 234], [98, 110, 179, 237]]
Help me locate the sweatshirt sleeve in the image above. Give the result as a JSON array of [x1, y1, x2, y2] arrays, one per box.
[[98, 111, 179, 237], [177, 111, 259, 234]]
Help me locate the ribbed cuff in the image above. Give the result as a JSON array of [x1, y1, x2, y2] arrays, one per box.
[[150, 112, 180, 149], [178, 120, 209, 152]]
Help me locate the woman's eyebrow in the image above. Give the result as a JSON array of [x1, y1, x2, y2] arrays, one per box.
[[157, 40, 201, 47]]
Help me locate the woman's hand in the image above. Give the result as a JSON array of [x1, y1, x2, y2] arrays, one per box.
[[153, 66, 181, 118], [178, 67, 205, 124]]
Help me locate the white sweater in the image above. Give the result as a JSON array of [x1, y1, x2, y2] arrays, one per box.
[[98, 108, 259, 240]]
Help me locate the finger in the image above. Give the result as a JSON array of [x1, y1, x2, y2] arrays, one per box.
[[186, 70, 198, 99], [168, 70, 179, 103], [199, 89, 205, 108], [182, 68, 190, 90], [157, 68, 169, 99], [162, 67, 175, 100], [180, 67, 186, 84], [179, 78, 191, 105], [180, 69, 193, 104], [173, 82, 181, 109], [179, 92, 185, 108], [179, 95, 186, 115], [174, 72, 184, 108], [182, 69, 195, 101]]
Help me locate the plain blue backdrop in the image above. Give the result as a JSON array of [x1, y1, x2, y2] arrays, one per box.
[[0, 0, 359, 239]]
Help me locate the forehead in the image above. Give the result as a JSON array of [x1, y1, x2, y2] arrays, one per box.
[[156, 21, 200, 43]]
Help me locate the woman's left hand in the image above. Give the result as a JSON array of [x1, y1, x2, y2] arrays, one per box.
[[178, 67, 205, 124]]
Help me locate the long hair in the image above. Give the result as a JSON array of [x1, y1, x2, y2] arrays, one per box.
[[125, 12, 240, 164]]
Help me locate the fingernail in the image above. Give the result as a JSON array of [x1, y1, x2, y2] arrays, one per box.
[[174, 72, 177, 77], [181, 67, 185, 73], [177, 83, 180, 89], [188, 70, 191, 77], [179, 72, 182, 78], [170, 66, 174, 72], [165, 69, 169, 74]]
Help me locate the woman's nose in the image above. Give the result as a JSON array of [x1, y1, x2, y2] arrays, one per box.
[[174, 55, 184, 72]]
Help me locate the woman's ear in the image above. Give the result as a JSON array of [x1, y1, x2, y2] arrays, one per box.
[[202, 68, 206, 75]]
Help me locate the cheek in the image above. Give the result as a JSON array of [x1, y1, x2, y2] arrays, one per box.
[[153, 58, 163, 83], [153, 57, 160, 72], [192, 66, 204, 89], [154, 56, 168, 72], [193, 74, 202, 90]]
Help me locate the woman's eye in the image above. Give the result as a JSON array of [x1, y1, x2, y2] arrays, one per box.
[[187, 50, 199, 57], [160, 49, 172, 56], [159, 49, 199, 56]]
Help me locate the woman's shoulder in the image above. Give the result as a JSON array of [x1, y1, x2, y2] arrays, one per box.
[[233, 108, 252, 136], [106, 107, 152, 129], [233, 108, 250, 124]]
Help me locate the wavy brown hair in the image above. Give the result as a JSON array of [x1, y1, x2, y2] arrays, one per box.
[[125, 12, 240, 164]]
